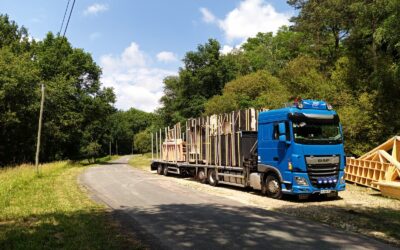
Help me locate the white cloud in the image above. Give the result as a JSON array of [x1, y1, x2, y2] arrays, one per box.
[[202, 0, 290, 43], [220, 45, 234, 55], [220, 43, 245, 55], [156, 51, 178, 63], [100, 42, 177, 112], [84, 3, 108, 16], [200, 7, 216, 23], [219, 0, 290, 41]]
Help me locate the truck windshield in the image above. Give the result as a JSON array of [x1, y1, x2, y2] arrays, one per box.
[[292, 120, 342, 144]]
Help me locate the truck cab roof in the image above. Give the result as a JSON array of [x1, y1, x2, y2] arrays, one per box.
[[259, 100, 338, 124]]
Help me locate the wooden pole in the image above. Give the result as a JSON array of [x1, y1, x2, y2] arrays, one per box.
[[35, 84, 45, 174]]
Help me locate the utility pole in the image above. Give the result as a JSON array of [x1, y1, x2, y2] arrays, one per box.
[[35, 84, 45, 174]]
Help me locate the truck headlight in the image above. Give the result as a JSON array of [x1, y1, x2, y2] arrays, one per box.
[[340, 176, 346, 184], [295, 176, 308, 186]]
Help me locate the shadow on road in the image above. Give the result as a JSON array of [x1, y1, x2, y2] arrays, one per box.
[[118, 203, 391, 250]]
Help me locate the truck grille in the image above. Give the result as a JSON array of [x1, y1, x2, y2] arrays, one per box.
[[305, 156, 340, 188]]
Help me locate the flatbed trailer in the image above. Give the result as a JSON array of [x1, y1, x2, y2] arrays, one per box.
[[151, 109, 262, 189]]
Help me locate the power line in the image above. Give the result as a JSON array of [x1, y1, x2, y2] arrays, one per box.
[[63, 0, 76, 37], [59, 0, 71, 36]]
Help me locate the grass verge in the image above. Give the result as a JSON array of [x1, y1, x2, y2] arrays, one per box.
[[79, 155, 120, 166], [128, 153, 400, 246], [128, 153, 152, 171], [0, 159, 142, 250]]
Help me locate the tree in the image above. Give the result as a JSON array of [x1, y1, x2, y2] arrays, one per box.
[[241, 27, 308, 74], [288, 0, 353, 63], [159, 39, 239, 125], [80, 141, 101, 163], [134, 130, 151, 154], [205, 70, 289, 115], [0, 15, 118, 166], [108, 108, 156, 155]]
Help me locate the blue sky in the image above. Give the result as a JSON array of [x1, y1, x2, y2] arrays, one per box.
[[1, 0, 294, 111]]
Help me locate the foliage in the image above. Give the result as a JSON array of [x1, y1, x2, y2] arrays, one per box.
[[80, 141, 101, 163], [205, 70, 289, 115], [109, 108, 156, 155], [134, 130, 151, 154], [158, 39, 239, 125]]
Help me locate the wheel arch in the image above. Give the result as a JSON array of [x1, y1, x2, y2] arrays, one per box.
[[258, 164, 283, 184]]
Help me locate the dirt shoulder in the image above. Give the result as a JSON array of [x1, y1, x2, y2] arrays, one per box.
[[129, 154, 400, 247]]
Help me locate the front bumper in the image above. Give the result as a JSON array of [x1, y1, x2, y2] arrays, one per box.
[[282, 171, 346, 195]]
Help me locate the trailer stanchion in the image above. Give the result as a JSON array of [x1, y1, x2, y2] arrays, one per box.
[[155, 131, 158, 160], [151, 133, 154, 160]]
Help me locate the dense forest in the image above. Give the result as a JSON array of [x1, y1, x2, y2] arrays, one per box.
[[1, 0, 400, 166], [158, 0, 400, 156], [0, 15, 157, 166]]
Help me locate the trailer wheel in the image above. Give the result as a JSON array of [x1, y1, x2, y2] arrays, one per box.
[[262, 174, 282, 199], [157, 165, 163, 175], [207, 169, 218, 186], [163, 166, 169, 176], [197, 169, 207, 184]]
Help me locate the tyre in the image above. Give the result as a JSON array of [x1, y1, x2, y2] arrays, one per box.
[[197, 169, 207, 184], [207, 169, 218, 186], [157, 165, 163, 175], [262, 174, 282, 199], [163, 166, 169, 176]]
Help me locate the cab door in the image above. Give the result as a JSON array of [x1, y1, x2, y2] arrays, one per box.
[[258, 122, 279, 168]]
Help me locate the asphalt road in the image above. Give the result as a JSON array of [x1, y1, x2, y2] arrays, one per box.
[[80, 156, 394, 250]]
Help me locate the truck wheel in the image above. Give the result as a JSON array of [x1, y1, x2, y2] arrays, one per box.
[[157, 165, 163, 175], [163, 166, 169, 176], [207, 170, 218, 186], [197, 169, 207, 184], [263, 174, 282, 199]]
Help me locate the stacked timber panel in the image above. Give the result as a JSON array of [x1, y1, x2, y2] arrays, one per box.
[[161, 124, 186, 162], [153, 108, 259, 169], [345, 158, 390, 189], [185, 109, 258, 167]]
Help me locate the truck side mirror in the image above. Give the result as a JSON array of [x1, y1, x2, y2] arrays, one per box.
[[278, 123, 286, 135], [279, 135, 286, 142]]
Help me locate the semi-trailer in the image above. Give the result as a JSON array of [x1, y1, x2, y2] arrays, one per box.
[[150, 99, 346, 199]]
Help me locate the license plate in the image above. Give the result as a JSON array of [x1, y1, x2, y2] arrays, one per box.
[[320, 190, 331, 194]]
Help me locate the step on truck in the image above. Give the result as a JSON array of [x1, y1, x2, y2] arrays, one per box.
[[150, 99, 346, 199]]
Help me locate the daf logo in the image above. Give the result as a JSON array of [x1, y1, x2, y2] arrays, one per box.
[[318, 159, 330, 163]]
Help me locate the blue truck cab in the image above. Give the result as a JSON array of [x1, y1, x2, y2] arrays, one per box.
[[256, 99, 346, 199]]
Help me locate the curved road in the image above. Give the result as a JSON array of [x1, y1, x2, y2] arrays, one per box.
[[80, 156, 394, 250]]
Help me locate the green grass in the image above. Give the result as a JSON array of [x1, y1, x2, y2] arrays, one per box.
[[0, 159, 142, 250], [128, 153, 152, 171], [79, 155, 120, 166]]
